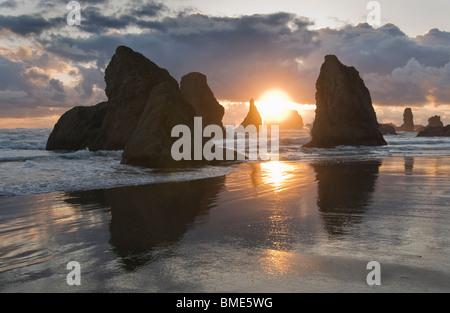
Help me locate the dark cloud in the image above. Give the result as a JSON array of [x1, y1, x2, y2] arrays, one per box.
[[0, 14, 65, 36], [1, 4, 450, 123], [415, 28, 450, 46], [78, 6, 138, 34], [0, 0, 17, 9], [49, 78, 64, 93], [131, 1, 167, 17]]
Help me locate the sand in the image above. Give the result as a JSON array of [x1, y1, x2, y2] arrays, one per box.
[[0, 156, 449, 293]]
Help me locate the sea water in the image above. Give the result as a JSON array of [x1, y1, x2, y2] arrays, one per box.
[[1, 128, 450, 197]]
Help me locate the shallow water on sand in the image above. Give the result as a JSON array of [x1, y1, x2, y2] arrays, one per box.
[[0, 156, 449, 292]]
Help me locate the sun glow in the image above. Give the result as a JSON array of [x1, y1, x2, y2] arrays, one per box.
[[256, 89, 294, 124], [260, 161, 295, 191]]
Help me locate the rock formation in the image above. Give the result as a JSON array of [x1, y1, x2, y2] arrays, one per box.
[[417, 125, 450, 137], [240, 98, 262, 128], [277, 110, 304, 130], [414, 125, 425, 132], [379, 123, 397, 135], [46, 101, 108, 151], [427, 115, 444, 128], [180, 72, 225, 130], [397, 108, 415, 132], [417, 116, 449, 137], [46, 45, 243, 168], [303, 55, 386, 148], [101, 46, 179, 150], [121, 81, 197, 168]]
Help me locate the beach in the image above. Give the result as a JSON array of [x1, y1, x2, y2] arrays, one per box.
[[1, 156, 449, 293]]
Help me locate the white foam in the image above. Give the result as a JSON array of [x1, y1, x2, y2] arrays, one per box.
[[1, 129, 450, 197]]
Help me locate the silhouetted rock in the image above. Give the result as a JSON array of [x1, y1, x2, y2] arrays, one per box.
[[427, 115, 444, 128], [417, 125, 450, 137], [415, 125, 425, 132], [101, 46, 179, 150], [379, 123, 397, 135], [397, 108, 415, 132], [121, 81, 197, 168], [46, 101, 108, 151], [277, 109, 304, 130], [180, 72, 225, 130], [240, 98, 262, 128], [304, 55, 386, 148]]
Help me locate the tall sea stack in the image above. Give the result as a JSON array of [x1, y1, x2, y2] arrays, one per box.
[[101, 46, 179, 150], [240, 98, 262, 128], [304, 55, 386, 148], [397, 108, 415, 132], [180, 72, 225, 130]]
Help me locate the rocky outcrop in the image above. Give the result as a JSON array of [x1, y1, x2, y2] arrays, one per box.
[[417, 125, 450, 137], [46, 101, 108, 151], [277, 110, 304, 130], [46, 46, 178, 152], [427, 115, 444, 128], [240, 98, 262, 128], [121, 81, 197, 168], [180, 72, 225, 129], [397, 108, 415, 132], [303, 55, 386, 148], [417, 116, 448, 137], [379, 123, 397, 135], [101, 46, 179, 150], [414, 125, 425, 132]]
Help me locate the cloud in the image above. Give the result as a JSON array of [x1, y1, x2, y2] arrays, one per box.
[[0, 14, 65, 36], [0, 0, 17, 9], [1, 2, 450, 126]]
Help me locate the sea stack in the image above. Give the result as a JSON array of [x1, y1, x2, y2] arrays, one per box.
[[304, 55, 386, 148], [379, 123, 397, 135], [180, 72, 225, 130], [397, 108, 415, 132], [277, 110, 304, 130], [427, 115, 444, 128], [240, 98, 262, 128], [121, 81, 198, 168], [46, 101, 108, 151], [417, 125, 450, 137], [101, 46, 179, 150]]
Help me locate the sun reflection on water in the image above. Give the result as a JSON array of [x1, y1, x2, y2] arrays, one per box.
[[259, 161, 296, 191]]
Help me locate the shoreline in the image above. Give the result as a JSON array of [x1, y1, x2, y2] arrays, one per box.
[[1, 153, 450, 200], [1, 156, 450, 292]]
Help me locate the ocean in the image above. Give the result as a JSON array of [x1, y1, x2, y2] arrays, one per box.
[[1, 128, 449, 198], [0, 128, 449, 293]]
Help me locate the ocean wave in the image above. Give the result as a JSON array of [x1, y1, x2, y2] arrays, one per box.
[[0, 164, 236, 198], [1, 128, 450, 197], [0, 128, 50, 151]]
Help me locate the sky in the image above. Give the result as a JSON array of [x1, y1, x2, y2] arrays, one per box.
[[1, 0, 450, 128]]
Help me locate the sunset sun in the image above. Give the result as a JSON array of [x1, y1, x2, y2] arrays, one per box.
[[257, 89, 293, 124]]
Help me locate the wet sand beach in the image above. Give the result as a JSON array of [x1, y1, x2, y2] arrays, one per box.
[[0, 157, 449, 292]]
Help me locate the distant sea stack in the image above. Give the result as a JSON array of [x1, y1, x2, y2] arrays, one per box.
[[180, 72, 225, 130], [416, 116, 449, 137], [240, 98, 262, 128], [379, 123, 397, 135], [427, 115, 444, 128], [417, 125, 450, 137], [304, 55, 386, 148], [277, 110, 304, 130], [101, 46, 179, 150], [397, 108, 415, 132]]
